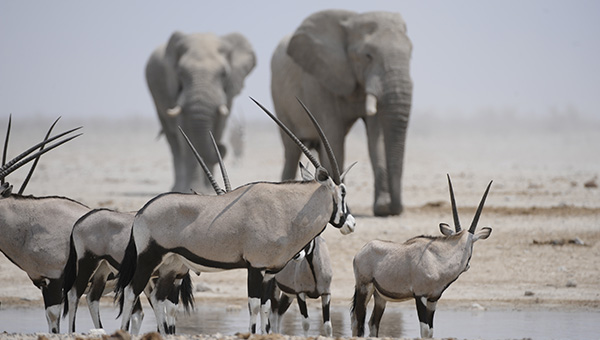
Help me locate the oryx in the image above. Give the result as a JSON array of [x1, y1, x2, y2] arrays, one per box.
[[115, 98, 356, 335], [267, 163, 335, 337], [268, 235, 332, 336], [0, 117, 86, 333], [61, 129, 230, 334], [351, 175, 492, 338], [62, 209, 194, 334]]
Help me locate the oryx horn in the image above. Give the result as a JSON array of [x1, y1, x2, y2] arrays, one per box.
[[447, 174, 461, 232], [178, 127, 224, 195], [296, 98, 341, 184], [0, 126, 82, 179], [250, 97, 324, 174], [468, 180, 493, 234], [209, 132, 231, 192], [1, 115, 11, 185], [18, 117, 61, 194]]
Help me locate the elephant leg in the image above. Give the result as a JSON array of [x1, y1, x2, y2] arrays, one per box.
[[364, 116, 392, 216]]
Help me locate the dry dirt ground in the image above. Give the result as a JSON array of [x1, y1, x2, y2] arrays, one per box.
[[0, 114, 599, 339]]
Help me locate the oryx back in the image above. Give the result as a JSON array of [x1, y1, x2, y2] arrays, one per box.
[[0, 195, 89, 281], [134, 181, 333, 271], [73, 209, 135, 269]]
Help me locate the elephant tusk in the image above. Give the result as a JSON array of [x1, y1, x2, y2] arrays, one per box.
[[218, 105, 230, 116], [167, 106, 182, 117], [366, 93, 378, 116]]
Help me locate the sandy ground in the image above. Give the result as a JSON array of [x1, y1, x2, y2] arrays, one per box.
[[0, 112, 599, 339]]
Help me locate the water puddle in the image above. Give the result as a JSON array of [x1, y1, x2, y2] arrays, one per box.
[[0, 303, 598, 339]]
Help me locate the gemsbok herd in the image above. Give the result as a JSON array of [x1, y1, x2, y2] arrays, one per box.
[[0, 99, 493, 338]]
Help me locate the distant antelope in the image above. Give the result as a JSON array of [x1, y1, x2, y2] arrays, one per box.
[[0, 117, 86, 333], [267, 163, 336, 337], [115, 98, 356, 335], [351, 175, 492, 338]]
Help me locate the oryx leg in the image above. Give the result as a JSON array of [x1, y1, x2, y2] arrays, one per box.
[[368, 291, 387, 337], [321, 293, 332, 337], [247, 268, 266, 334], [266, 278, 281, 333], [260, 273, 275, 334], [297, 292, 310, 336], [130, 298, 144, 335], [275, 292, 294, 333], [415, 296, 437, 338], [165, 277, 184, 334], [67, 256, 100, 333], [119, 250, 163, 333], [149, 270, 178, 335], [351, 282, 374, 337], [41, 278, 63, 333], [85, 261, 113, 330]]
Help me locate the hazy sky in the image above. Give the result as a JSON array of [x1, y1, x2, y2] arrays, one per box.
[[1, 1, 599, 122]]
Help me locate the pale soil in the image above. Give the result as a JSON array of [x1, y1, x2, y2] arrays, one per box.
[[0, 114, 599, 339]]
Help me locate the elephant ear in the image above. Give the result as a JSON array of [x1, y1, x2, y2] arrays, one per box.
[[287, 9, 357, 96], [221, 33, 256, 98], [163, 31, 187, 103]]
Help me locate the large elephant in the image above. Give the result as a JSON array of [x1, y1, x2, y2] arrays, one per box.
[[147, 31, 256, 193], [271, 10, 413, 216]]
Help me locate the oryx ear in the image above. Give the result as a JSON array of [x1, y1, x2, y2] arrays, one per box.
[[340, 161, 357, 183], [299, 162, 314, 181], [315, 166, 330, 183], [439, 223, 455, 236], [473, 227, 492, 242]]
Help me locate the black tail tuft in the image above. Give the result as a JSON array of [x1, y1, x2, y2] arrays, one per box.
[[179, 272, 195, 313], [115, 232, 137, 317], [350, 287, 357, 314], [62, 233, 77, 317]]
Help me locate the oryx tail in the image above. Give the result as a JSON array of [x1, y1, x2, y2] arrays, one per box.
[[115, 232, 137, 316], [62, 232, 78, 317]]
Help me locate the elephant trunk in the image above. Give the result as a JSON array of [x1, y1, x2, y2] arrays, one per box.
[[378, 73, 412, 215]]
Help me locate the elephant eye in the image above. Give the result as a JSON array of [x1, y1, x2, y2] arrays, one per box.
[[365, 53, 373, 62]]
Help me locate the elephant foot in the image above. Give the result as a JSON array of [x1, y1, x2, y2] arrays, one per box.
[[373, 194, 403, 217]]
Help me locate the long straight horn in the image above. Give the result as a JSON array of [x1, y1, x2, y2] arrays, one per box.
[[1, 115, 11, 185], [468, 180, 493, 234], [178, 127, 224, 195], [209, 131, 230, 192], [447, 174, 461, 232], [0, 126, 81, 173], [0, 132, 82, 179], [296, 98, 341, 184], [18, 117, 61, 195], [250, 97, 323, 171]]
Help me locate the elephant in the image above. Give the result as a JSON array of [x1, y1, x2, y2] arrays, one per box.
[[146, 31, 256, 193], [271, 10, 413, 216]]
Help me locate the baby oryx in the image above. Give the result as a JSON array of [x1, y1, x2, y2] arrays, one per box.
[[268, 235, 332, 336], [115, 98, 356, 335], [0, 117, 86, 333], [351, 175, 492, 338], [267, 163, 335, 337]]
